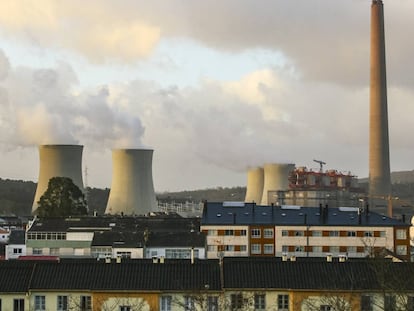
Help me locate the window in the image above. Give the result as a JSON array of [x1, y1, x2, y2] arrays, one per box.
[[207, 296, 218, 311], [50, 248, 60, 255], [225, 229, 234, 236], [251, 229, 261, 238], [294, 231, 304, 236], [116, 251, 131, 258], [33, 248, 43, 255], [263, 228, 274, 238], [281, 230, 289, 237], [347, 246, 357, 253], [396, 245, 408, 255], [224, 245, 234, 252], [329, 231, 339, 237], [364, 231, 373, 237], [329, 246, 339, 253], [281, 245, 288, 252], [277, 294, 289, 311], [312, 246, 322, 253], [385, 295, 396, 311], [34, 295, 45, 311], [13, 248, 22, 254], [380, 231, 386, 237], [347, 231, 356, 237], [320, 305, 331, 311], [254, 294, 266, 310], [251, 244, 261, 254], [160, 296, 172, 311], [13, 299, 24, 311], [361, 295, 373, 311], [208, 230, 217, 236], [396, 229, 407, 240], [165, 249, 199, 259], [312, 231, 322, 237], [119, 306, 131, 311], [80, 295, 92, 311], [184, 296, 195, 311], [207, 245, 216, 252], [239, 245, 247, 252], [295, 246, 304, 252], [57, 295, 68, 311], [264, 244, 274, 254], [240, 230, 247, 236], [231, 294, 243, 310]]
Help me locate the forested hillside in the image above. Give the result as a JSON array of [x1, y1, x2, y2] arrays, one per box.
[[0, 173, 414, 216]]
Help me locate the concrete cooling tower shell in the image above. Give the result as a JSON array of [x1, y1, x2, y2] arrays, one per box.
[[105, 149, 157, 215], [244, 167, 264, 204], [261, 163, 295, 205], [32, 145, 84, 213]]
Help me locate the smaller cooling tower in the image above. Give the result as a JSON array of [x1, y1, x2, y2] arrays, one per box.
[[261, 163, 295, 205], [244, 167, 264, 204], [105, 149, 157, 215], [32, 145, 84, 213]]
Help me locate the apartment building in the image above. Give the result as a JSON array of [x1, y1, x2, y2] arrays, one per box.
[[201, 202, 411, 261]]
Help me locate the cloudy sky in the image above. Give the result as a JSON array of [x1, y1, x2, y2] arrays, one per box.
[[0, 0, 413, 192]]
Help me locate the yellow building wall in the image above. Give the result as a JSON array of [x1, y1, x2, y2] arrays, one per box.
[[93, 292, 158, 311]]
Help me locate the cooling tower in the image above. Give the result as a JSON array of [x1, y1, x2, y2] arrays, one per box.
[[105, 149, 157, 215], [368, 0, 391, 199], [244, 167, 264, 203], [32, 145, 84, 214], [261, 163, 295, 205]]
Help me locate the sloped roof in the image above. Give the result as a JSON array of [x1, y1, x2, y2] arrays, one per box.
[[8, 230, 26, 244], [202, 202, 408, 227], [147, 231, 206, 248], [91, 231, 145, 248], [223, 257, 414, 291], [0, 261, 35, 292], [29, 259, 221, 291]]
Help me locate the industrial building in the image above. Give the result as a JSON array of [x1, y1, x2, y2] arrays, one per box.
[[245, 164, 364, 208]]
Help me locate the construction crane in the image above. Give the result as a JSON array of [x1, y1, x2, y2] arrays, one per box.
[[313, 159, 326, 172]]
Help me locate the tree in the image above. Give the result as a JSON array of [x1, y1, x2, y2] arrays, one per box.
[[37, 177, 87, 217]]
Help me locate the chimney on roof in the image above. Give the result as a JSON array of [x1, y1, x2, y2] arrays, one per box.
[[116, 255, 121, 264], [290, 255, 296, 262], [160, 256, 165, 264], [326, 253, 333, 262], [282, 253, 288, 261], [191, 247, 195, 264], [152, 256, 158, 264]]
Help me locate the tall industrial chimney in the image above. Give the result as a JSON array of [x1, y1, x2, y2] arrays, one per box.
[[105, 149, 157, 215], [369, 0, 391, 202], [244, 167, 264, 204], [32, 145, 84, 214], [261, 163, 295, 205]]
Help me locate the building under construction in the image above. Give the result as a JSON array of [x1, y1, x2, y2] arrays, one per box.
[[266, 166, 364, 208]]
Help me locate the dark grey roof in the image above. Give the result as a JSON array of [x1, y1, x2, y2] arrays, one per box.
[[29, 260, 220, 291], [201, 202, 408, 227], [0, 261, 35, 292], [147, 231, 206, 248], [1, 258, 414, 293], [222, 257, 414, 291], [28, 215, 201, 233], [91, 231, 145, 248], [8, 230, 26, 244]]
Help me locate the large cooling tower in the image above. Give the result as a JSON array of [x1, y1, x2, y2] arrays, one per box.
[[32, 145, 84, 213], [368, 0, 391, 199], [261, 163, 295, 205], [244, 167, 264, 203], [105, 149, 157, 215]]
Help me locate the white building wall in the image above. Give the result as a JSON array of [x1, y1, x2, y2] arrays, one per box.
[[66, 232, 94, 241], [5, 244, 26, 260], [112, 247, 144, 259]]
